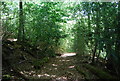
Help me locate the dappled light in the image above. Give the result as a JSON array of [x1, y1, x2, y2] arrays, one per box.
[[59, 59, 70, 62], [52, 64, 58, 67], [37, 74, 56, 78], [2, 1, 120, 81], [56, 77, 67, 81], [54, 68, 58, 70], [61, 53, 76, 57], [68, 65, 75, 69]]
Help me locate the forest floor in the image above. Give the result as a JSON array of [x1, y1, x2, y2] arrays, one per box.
[[30, 53, 83, 80], [2, 41, 117, 81], [22, 53, 98, 81]]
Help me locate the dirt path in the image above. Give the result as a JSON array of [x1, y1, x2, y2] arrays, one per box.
[[29, 53, 84, 80]]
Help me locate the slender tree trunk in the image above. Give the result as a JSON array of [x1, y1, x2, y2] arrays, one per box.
[[92, 42, 97, 63], [87, 3, 92, 54], [96, 49, 100, 62], [18, 0, 24, 42], [92, 3, 100, 63], [115, 2, 120, 58], [115, 1, 120, 76]]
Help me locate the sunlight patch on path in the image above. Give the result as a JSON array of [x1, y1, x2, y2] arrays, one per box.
[[26, 52, 83, 80], [61, 53, 76, 57]]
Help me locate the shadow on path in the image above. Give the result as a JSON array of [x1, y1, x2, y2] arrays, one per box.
[[28, 53, 84, 81]]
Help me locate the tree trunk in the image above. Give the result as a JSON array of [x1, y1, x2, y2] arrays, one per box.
[[115, 2, 120, 59], [18, 0, 24, 42], [92, 42, 97, 63], [115, 1, 120, 77], [92, 3, 100, 63]]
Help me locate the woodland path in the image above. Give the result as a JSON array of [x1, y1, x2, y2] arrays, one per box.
[[28, 53, 85, 81]]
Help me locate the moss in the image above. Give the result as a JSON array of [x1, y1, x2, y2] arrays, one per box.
[[3, 74, 11, 79]]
